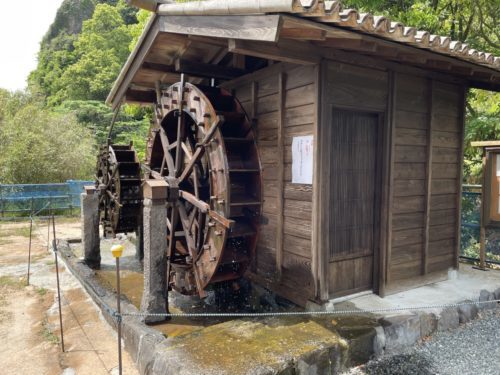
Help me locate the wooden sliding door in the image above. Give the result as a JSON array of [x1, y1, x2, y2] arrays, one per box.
[[328, 109, 381, 297]]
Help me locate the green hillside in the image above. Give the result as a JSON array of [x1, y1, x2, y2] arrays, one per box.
[[0, 0, 498, 184]]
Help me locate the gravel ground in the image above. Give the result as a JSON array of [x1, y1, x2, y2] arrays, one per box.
[[345, 307, 500, 375]]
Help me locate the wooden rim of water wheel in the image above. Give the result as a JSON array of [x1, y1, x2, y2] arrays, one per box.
[[144, 82, 262, 296], [96, 143, 142, 237]]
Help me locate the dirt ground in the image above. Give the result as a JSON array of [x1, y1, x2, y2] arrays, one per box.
[[0, 218, 138, 375]]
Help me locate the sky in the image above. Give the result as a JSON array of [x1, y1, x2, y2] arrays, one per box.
[[0, 0, 64, 92]]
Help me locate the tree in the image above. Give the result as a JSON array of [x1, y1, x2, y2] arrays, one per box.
[[0, 92, 95, 184], [51, 3, 133, 103]]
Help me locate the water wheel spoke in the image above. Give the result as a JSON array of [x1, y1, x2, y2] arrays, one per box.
[[177, 203, 197, 256], [159, 128, 175, 176], [179, 190, 209, 212], [174, 112, 184, 176]]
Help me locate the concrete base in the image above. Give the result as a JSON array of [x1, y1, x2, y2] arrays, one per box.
[[80, 191, 100, 269], [59, 238, 500, 375], [140, 198, 169, 324]]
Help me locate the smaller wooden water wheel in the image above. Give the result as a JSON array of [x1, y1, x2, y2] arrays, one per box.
[[96, 144, 142, 236], [145, 82, 262, 297]]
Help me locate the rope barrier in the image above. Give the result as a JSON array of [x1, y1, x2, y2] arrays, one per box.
[[115, 299, 499, 320]]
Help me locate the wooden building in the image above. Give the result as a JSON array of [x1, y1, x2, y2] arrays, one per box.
[[108, 0, 500, 306]]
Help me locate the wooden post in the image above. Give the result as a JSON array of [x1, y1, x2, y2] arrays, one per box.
[[478, 148, 487, 270], [422, 79, 435, 275], [275, 72, 285, 280]]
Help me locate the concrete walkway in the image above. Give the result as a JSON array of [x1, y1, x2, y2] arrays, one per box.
[[343, 265, 500, 312]]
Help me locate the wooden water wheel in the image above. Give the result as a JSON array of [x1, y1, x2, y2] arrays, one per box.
[[145, 82, 262, 297], [96, 144, 142, 236]]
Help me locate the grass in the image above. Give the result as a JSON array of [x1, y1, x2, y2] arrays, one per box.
[[40, 317, 59, 345], [0, 276, 27, 289], [0, 226, 32, 238], [36, 287, 48, 297]]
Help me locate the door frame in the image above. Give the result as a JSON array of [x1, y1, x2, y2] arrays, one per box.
[[316, 103, 390, 300]]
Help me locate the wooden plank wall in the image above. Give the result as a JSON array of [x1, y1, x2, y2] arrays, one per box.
[[225, 63, 318, 304], [427, 81, 463, 273], [388, 73, 464, 290], [390, 73, 429, 282]]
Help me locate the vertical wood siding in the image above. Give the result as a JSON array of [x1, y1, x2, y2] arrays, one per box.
[[388, 73, 464, 289], [225, 63, 317, 304]]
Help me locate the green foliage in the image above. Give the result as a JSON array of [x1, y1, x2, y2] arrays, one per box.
[[129, 9, 152, 51], [0, 91, 95, 184], [55, 100, 151, 160], [50, 4, 133, 103]]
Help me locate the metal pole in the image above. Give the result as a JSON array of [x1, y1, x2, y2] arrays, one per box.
[[116, 256, 123, 375], [52, 215, 65, 352], [27, 217, 33, 285], [47, 215, 50, 252]]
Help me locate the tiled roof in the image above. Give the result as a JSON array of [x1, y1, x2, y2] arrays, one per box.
[[154, 0, 499, 71]]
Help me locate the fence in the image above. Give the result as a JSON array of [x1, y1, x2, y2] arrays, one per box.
[[0, 180, 93, 219], [461, 184, 500, 265]]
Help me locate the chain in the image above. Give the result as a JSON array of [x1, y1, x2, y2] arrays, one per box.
[[116, 299, 499, 320]]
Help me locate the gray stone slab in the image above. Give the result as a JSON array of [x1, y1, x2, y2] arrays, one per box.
[[141, 198, 169, 324], [419, 312, 437, 337], [479, 289, 497, 309], [380, 314, 421, 353], [80, 192, 101, 269], [437, 308, 459, 331], [457, 301, 479, 324]]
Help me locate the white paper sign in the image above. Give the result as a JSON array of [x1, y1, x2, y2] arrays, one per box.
[[292, 135, 314, 184]]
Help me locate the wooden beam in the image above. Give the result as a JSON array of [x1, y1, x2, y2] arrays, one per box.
[[159, 15, 282, 42], [471, 141, 500, 147], [423, 80, 435, 275], [384, 71, 397, 290], [455, 86, 468, 269], [125, 89, 157, 104], [276, 72, 285, 280], [187, 35, 228, 47], [281, 28, 327, 41], [175, 59, 247, 80], [312, 63, 326, 301], [317, 38, 378, 53], [142, 62, 176, 74], [232, 53, 245, 70], [228, 39, 320, 65]]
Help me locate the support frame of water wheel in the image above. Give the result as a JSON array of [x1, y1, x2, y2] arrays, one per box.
[[144, 79, 263, 298]]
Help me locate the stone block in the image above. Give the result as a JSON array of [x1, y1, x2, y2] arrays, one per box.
[[373, 326, 386, 357], [419, 312, 437, 338], [479, 289, 497, 309], [494, 288, 500, 300], [437, 308, 459, 331], [80, 192, 101, 269], [457, 301, 479, 324], [380, 314, 421, 353], [141, 198, 169, 324], [296, 343, 348, 375], [136, 330, 164, 374]]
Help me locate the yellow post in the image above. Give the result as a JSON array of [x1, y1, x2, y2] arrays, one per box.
[[111, 244, 124, 375]]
